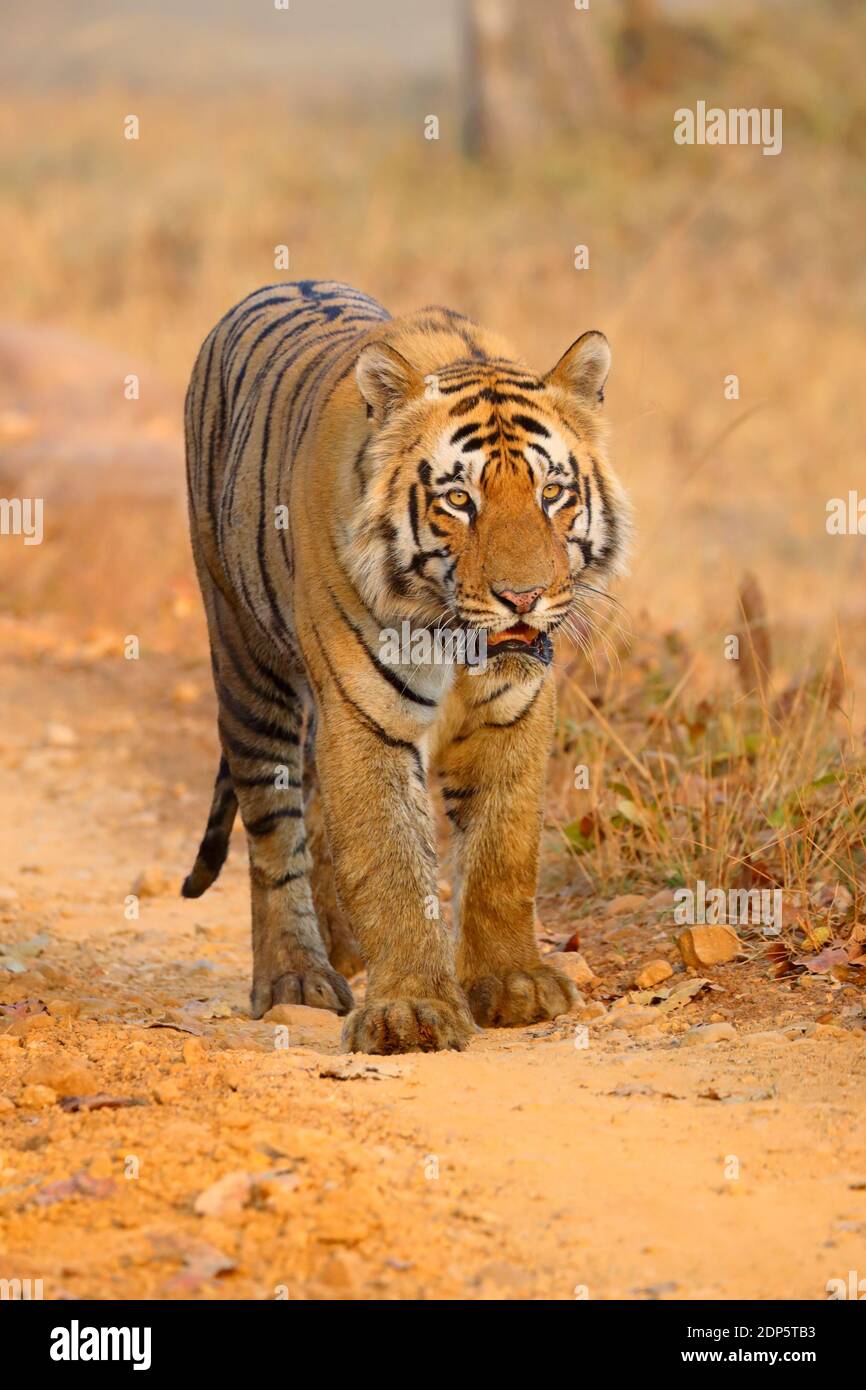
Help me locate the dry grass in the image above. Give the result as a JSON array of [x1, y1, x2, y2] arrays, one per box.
[[542, 596, 866, 975]]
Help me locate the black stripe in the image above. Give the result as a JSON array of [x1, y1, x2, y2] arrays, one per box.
[[511, 414, 551, 438], [246, 807, 304, 837], [309, 617, 425, 780], [325, 582, 438, 709], [217, 678, 301, 746]]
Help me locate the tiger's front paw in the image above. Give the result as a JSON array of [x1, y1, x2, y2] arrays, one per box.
[[251, 959, 354, 1019], [341, 995, 476, 1055], [463, 962, 578, 1028]]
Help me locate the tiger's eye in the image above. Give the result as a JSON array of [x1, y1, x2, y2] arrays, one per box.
[[446, 488, 470, 508], [542, 483, 563, 501]]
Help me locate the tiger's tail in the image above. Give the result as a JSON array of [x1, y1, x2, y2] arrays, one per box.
[[181, 754, 238, 898]]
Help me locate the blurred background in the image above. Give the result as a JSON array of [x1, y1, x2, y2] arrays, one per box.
[[1, 0, 864, 679]]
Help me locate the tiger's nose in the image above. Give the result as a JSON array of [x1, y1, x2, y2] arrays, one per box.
[[493, 585, 546, 615]]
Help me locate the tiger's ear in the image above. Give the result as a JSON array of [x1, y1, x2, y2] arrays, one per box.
[[545, 330, 611, 407], [355, 342, 422, 424]]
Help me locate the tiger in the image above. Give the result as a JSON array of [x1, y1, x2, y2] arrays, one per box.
[[182, 280, 631, 1054]]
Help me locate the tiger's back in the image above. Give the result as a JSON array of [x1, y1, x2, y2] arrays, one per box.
[[185, 280, 390, 651]]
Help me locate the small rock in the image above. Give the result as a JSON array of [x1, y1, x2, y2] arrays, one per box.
[[314, 1250, 363, 1293], [634, 959, 673, 990], [255, 1172, 301, 1212], [24, 1053, 97, 1097], [815, 1024, 850, 1040], [131, 867, 170, 898], [182, 1037, 207, 1065], [18, 1083, 57, 1109], [551, 952, 598, 988], [683, 1022, 737, 1046], [44, 722, 77, 748], [606, 1029, 632, 1045], [677, 925, 740, 968], [7, 933, 50, 959], [0, 1095, 15, 1112], [609, 1004, 658, 1032], [648, 888, 677, 909], [45, 999, 81, 1019], [0, 886, 19, 910], [171, 681, 201, 707], [603, 894, 649, 918], [262, 1003, 343, 1044], [576, 1001, 607, 1022], [193, 1171, 252, 1219], [154, 1078, 183, 1104]]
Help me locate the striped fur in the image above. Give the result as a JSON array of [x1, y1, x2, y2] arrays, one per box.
[[183, 281, 630, 1052]]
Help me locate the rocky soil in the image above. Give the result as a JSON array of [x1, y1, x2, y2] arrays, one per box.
[[1, 617, 865, 1301]]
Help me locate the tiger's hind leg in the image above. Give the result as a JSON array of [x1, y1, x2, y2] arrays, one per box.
[[303, 744, 364, 980], [211, 596, 354, 1020]]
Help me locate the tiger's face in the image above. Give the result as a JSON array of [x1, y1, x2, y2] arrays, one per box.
[[350, 332, 631, 669]]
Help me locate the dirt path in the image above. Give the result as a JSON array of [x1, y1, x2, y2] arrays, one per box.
[[1, 619, 865, 1301]]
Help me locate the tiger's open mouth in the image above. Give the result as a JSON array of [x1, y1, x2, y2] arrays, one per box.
[[485, 622, 553, 665]]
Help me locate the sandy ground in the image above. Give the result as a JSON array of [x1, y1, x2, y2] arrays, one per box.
[[1, 619, 865, 1302]]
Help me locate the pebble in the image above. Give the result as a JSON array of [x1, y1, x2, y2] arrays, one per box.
[[256, 1172, 301, 1212], [607, 1004, 658, 1032], [8, 1011, 54, 1036], [171, 681, 201, 707], [634, 959, 673, 989], [781, 1021, 817, 1040], [682, 1022, 737, 1046], [0, 886, 19, 910], [314, 1250, 363, 1293], [154, 1078, 183, 1104], [182, 1037, 207, 1065], [18, 1083, 57, 1109], [648, 888, 677, 909], [44, 722, 77, 747], [575, 1001, 607, 1022], [193, 1171, 251, 1219], [24, 1053, 97, 1096], [815, 1024, 851, 1039], [45, 999, 81, 1019], [551, 952, 598, 988], [677, 925, 740, 968], [131, 867, 170, 899], [603, 894, 649, 918], [262, 1003, 343, 1044]]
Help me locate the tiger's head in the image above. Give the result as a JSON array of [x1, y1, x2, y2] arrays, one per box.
[[348, 329, 631, 670]]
